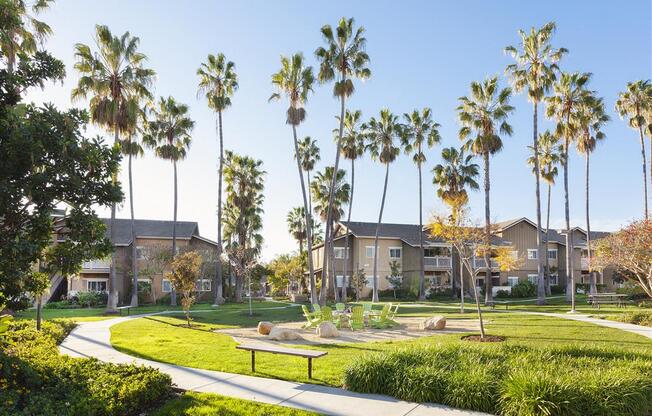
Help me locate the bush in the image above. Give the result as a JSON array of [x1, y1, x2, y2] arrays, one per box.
[[510, 281, 536, 298], [379, 288, 417, 300], [550, 285, 565, 295], [495, 289, 511, 299], [344, 344, 652, 416], [426, 287, 453, 299], [0, 320, 172, 415], [76, 291, 108, 308], [44, 300, 79, 309], [617, 285, 650, 301], [616, 311, 652, 327]]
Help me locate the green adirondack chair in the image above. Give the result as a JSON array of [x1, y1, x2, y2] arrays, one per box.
[[388, 303, 399, 322], [301, 305, 321, 328], [362, 302, 373, 316], [370, 303, 393, 329], [312, 303, 322, 315], [335, 303, 346, 313], [349, 306, 365, 331]]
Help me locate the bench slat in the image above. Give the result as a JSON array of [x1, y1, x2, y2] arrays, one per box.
[[236, 344, 327, 358]]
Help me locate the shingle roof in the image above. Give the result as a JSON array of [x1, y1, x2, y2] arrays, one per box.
[[102, 218, 200, 246], [496, 218, 612, 246]]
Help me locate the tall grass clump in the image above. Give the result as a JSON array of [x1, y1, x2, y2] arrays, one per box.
[[344, 343, 652, 416]]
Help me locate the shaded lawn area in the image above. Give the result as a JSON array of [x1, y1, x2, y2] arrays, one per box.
[[153, 392, 320, 416], [110, 306, 652, 387]]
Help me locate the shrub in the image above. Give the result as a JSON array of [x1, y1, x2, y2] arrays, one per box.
[[44, 300, 78, 309], [550, 285, 565, 295], [616, 311, 652, 327], [510, 281, 536, 298], [426, 287, 453, 299], [495, 289, 511, 299], [0, 319, 172, 416], [76, 291, 108, 308], [379, 288, 417, 300], [344, 344, 652, 416]]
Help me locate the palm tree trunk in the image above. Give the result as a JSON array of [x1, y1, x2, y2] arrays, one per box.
[[418, 157, 426, 301], [459, 248, 465, 313], [214, 111, 225, 305], [171, 160, 178, 307], [107, 128, 119, 313], [638, 126, 649, 219], [545, 183, 552, 296], [328, 219, 338, 302], [586, 153, 596, 295], [483, 152, 493, 306], [291, 124, 317, 305], [129, 151, 139, 307], [563, 136, 575, 310], [342, 159, 355, 302], [533, 102, 546, 305], [372, 164, 390, 303]]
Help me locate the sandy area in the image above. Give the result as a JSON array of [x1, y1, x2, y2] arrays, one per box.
[[215, 317, 481, 346]]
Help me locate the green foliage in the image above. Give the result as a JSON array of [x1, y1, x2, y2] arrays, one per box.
[[267, 253, 304, 296], [76, 291, 108, 308], [167, 251, 202, 326], [344, 344, 652, 416], [1, 319, 172, 415], [616, 311, 652, 327], [510, 281, 537, 298], [550, 284, 565, 295]]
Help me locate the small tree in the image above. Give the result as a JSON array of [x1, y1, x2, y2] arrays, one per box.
[[138, 244, 173, 304], [351, 268, 368, 301], [166, 251, 202, 327], [386, 260, 402, 299], [594, 220, 652, 298], [26, 272, 50, 331]]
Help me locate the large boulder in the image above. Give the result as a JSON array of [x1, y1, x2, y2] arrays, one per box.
[[316, 321, 339, 338], [268, 327, 302, 341], [420, 315, 446, 330], [257, 321, 274, 335]]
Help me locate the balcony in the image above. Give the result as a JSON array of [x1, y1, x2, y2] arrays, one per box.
[[473, 258, 499, 269], [424, 256, 452, 269], [81, 258, 110, 273], [580, 257, 589, 270]]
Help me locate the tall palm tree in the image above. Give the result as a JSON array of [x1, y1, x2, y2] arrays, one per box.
[[269, 53, 319, 304], [339, 109, 365, 301], [287, 206, 307, 254], [458, 77, 514, 306], [143, 96, 194, 306], [505, 21, 567, 305], [72, 25, 155, 312], [615, 80, 652, 219], [527, 131, 562, 295], [400, 108, 441, 301], [575, 95, 608, 295], [311, 167, 350, 302], [315, 17, 370, 301], [433, 146, 480, 310], [1, 0, 53, 73], [545, 71, 592, 310], [197, 53, 238, 305], [297, 136, 320, 234], [365, 109, 401, 302]]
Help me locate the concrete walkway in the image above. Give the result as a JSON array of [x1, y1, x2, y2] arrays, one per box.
[[59, 313, 489, 416]]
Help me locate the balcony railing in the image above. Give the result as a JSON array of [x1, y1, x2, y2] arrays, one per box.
[[424, 256, 452, 268], [81, 259, 110, 271], [473, 258, 499, 269]]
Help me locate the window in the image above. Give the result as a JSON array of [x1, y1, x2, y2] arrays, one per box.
[[136, 246, 146, 260], [86, 280, 107, 292], [528, 274, 538, 284], [365, 246, 375, 258], [548, 249, 558, 260], [549, 274, 559, 285], [527, 249, 538, 260], [336, 275, 349, 288], [334, 247, 349, 259], [424, 248, 436, 258], [476, 278, 484, 287], [195, 279, 211, 292], [507, 276, 519, 287], [389, 247, 402, 259], [365, 276, 376, 288], [491, 272, 500, 286], [162, 279, 172, 293]]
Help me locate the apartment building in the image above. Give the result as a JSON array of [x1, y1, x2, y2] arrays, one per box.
[[311, 218, 615, 297]]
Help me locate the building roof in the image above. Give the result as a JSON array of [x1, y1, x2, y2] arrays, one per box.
[[496, 217, 612, 247], [101, 218, 203, 246]]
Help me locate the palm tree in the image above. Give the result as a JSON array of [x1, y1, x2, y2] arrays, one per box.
[[269, 53, 319, 304], [575, 95, 609, 295], [311, 167, 350, 302], [545, 71, 592, 310], [72, 25, 155, 312], [297, 136, 320, 233], [400, 108, 441, 301], [339, 109, 365, 301], [615, 80, 652, 219], [1, 0, 53, 73], [505, 21, 567, 305], [458, 77, 514, 306], [365, 109, 401, 302], [143, 96, 194, 306], [315, 17, 370, 301], [432, 146, 479, 311], [197, 53, 238, 305], [287, 206, 307, 254], [527, 131, 562, 295]]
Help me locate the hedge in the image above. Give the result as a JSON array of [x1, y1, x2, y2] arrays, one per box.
[[0, 320, 173, 416], [344, 343, 652, 416]]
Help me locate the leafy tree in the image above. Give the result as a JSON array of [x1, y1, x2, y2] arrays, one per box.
[[400, 108, 441, 300], [269, 53, 318, 304], [351, 268, 368, 301], [0, 51, 121, 311], [197, 53, 238, 305], [458, 76, 514, 306], [505, 21, 567, 306], [268, 253, 304, 296], [166, 251, 202, 327], [0, 0, 53, 73], [143, 96, 194, 306], [386, 260, 402, 299]]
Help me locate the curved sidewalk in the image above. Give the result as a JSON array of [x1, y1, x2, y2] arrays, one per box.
[[59, 313, 489, 416]]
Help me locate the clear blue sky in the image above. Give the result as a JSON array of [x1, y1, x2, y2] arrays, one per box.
[[27, 1, 652, 260]]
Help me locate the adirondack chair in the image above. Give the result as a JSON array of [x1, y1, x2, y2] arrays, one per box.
[[335, 303, 346, 313], [321, 306, 334, 323], [312, 303, 322, 315], [301, 305, 321, 328], [370, 304, 393, 329], [349, 306, 365, 331], [362, 302, 373, 316], [387, 303, 400, 322]]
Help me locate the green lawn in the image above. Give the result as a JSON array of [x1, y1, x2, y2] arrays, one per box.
[[110, 301, 652, 387], [152, 392, 320, 416]]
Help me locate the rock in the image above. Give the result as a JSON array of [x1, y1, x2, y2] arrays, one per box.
[[420, 315, 446, 330], [257, 321, 274, 335], [268, 327, 302, 341], [316, 321, 339, 338]]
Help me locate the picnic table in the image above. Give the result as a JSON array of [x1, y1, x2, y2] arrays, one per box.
[[588, 293, 628, 309], [236, 344, 327, 379]]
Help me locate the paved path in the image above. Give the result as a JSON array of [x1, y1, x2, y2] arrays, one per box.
[[59, 313, 488, 416], [523, 311, 652, 339]]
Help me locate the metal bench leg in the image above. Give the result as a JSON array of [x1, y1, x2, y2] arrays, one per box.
[[251, 351, 255, 373], [308, 357, 312, 379]]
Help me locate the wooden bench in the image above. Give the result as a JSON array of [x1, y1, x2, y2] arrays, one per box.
[[491, 301, 510, 310], [236, 344, 327, 379], [588, 294, 627, 309], [116, 305, 134, 316]]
